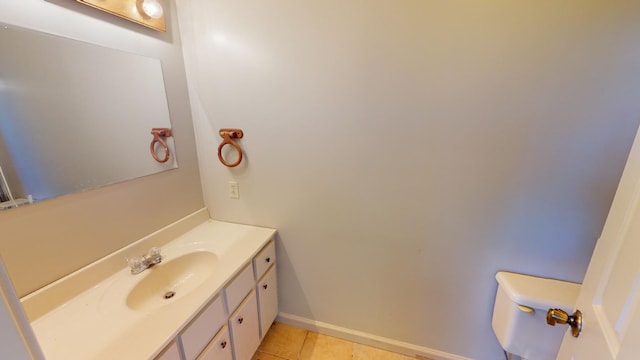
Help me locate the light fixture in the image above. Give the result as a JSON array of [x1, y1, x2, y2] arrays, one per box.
[[140, 0, 164, 20], [76, 0, 166, 32]]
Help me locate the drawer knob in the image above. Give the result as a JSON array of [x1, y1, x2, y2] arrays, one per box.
[[265, 257, 271, 263], [263, 284, 268, 290], [238, 317, 244, 324], [221, 340, 227, 349]]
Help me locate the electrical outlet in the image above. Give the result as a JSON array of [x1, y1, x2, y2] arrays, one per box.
[[229, 181, 239, 199]]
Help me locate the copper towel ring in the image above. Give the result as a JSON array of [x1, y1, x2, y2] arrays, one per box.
[[218, 128, 244, 167], [150, 128, 172, 163]]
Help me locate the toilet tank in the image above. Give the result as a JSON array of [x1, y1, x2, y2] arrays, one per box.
[[491, 272, 581, 360]]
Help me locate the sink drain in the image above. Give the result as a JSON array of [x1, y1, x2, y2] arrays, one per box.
[[164, 291, 176, 299]]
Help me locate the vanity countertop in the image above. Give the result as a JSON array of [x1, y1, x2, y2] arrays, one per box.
[[27, 219, 276, 360]]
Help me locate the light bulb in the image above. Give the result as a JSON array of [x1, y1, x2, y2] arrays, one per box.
[[141, 0, 163, 19]]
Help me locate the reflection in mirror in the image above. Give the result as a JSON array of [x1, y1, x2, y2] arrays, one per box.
[[0, 23, 177, 210]]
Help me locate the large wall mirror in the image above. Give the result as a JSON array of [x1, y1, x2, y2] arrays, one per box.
[[0, 23, 177, 210]]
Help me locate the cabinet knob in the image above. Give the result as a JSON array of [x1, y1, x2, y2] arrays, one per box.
[[263, 284, 268, 290], [220, 340, 227, 349], [238, 317, 244, 324], [265, 257, 271, 263]]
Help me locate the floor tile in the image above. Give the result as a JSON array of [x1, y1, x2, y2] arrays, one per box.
[[299, 333, 353, 360], [353, 343, 415, 360], [258, 322, 308, 360], [255, 322, 423, 360], [252, 351, 287, 360]]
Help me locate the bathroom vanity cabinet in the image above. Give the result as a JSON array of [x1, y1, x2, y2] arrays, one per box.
[[158, 239, 278, 360], [23, 216, 278, 360]]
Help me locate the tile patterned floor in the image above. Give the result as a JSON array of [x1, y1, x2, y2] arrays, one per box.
[[252, 322, 425, 360]]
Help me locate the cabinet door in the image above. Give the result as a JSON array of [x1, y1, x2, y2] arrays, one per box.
[[257, 265, 278, 339], [155, 340, 182, 360], [197, 326, 232, 360], [229, 290, 260, 360]]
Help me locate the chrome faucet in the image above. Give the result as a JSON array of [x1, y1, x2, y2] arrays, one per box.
[[128, 247, 162, 274]]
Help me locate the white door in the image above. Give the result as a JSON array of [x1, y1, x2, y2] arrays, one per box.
[[0, 257, 44, 360], [556, 127, 640, 359]]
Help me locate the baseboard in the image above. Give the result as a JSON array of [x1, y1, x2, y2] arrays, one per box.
[[276, 312, 472, 360]]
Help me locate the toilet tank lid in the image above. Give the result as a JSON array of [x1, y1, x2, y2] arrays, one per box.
[[495, 271, 581, 310]]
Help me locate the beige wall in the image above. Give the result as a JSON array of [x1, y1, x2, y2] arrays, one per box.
[[179, 1, 640, 359], [0, 0, 204, 297]]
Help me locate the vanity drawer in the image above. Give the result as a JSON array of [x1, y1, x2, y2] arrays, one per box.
[[155, 340, 181, 360], [253, 240, 275, 280], [181, 295, 226, 360], [224, 263, 254, 314], [196, 325, 232, 360]]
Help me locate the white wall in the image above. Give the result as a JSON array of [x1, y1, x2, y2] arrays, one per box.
[[0, 0, 204, 297], [178, 1, 640, 359]]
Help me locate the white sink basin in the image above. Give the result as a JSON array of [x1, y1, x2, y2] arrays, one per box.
[[126, 251, 217, 311]]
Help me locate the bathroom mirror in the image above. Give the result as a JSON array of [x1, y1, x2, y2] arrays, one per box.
[[0, 23, 177, 210]]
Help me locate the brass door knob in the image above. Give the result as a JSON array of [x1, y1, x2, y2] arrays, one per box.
[[546, 308, 582, 338]]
